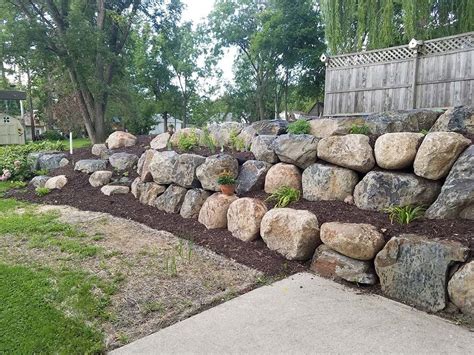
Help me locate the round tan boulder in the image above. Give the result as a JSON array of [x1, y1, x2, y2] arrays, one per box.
[[44, 175, 67, 190], [260, 208, 320, 260], [264, 163, 302, 194], [448, 261, 474, 318], [198, 193, 239, 229], [317, 134, 375, 173], [100, 185, 130, 196], [150, 132, 171, 150], [227, 198, 268, 242], [413, 132, 471, 180], [106, 131, 137, 149], [374, 133, 424, 169], [320, 222, 385, 260], [89, 170, 113, 187]]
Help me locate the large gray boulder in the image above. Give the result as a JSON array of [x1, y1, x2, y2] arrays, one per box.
[[365, 109, 442, 135], [29, 175, 50, 188], [196, 154, 239, 191], [308, 117, 366, 138], [131, 178, 166, 205], [172, 153, 206, 188], [149, 151, 179, 184], [150, 132, 171, 150], [317, 134, 375, 173], [354, 171, 441, 211], [273, 134, 319, 168], [74, 159, 107, 174], [250, 119, 288, 135], [374, 133, 424, 170], [236, 160, 272, 195], [413, 132, 471, 180], [310, 245, 377, 285], [425, 145, 474, 219], [250, 135, 279, 164], [302, 163, 359, 201], [137, 150, 157, 182], [180, 188, 211, 219], [91, 143, 108, 157], [38, 153, 68, 171], [27, 152, 46, 171], [208, 122, 245, 146], [109, 152, 139, 171], [448, 261, 474, 318], [430, 106, 474, 135], [260, 208, 320, 261], [375, 235, 469, 312], [154, 185, 187, 213]]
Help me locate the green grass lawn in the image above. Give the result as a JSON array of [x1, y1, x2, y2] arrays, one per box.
[[0, 181, 27, 195], [59, 137, 91, 149], [0, 198, 112, 353]]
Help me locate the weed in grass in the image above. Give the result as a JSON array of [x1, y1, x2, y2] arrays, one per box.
[[287, 119, 311, 134], [116, 332, 130, 345], [349, 124, 371, 135], [142, 301, 164, 315], [35, 187, 51, 196], [385, 205, 426, 225], [266, 186, 301, 208]]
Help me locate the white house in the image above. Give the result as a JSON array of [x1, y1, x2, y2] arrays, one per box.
[[149, 114, 184, 134]]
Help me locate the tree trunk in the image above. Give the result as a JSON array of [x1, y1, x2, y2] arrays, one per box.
[[163, 111, 168, 133], [26, 66, 35, 141], [284, 68, 289, 120]]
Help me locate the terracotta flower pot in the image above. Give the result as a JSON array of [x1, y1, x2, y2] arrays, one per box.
[[220, 184, 235, 196]]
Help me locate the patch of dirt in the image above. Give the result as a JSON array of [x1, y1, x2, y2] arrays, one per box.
[[1, 205, 262, 350]]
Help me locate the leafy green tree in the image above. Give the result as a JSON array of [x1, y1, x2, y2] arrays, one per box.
[[321, 0, 474, 54], [3, 0, 174, 143]]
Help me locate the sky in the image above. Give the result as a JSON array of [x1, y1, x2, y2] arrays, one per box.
[[182, 0, 237, 84]]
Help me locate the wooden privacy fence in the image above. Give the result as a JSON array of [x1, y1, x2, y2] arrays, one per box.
[[321, 32, 474, 116]]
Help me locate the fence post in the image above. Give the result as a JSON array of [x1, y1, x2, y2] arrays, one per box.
[[408, 39, 423, 109]]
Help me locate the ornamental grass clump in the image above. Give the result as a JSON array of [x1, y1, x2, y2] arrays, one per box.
[[349, 124, 371, 135], [266, 186, 301, 208], [385, 205, 426, 225], [287, 119, 311, 134], [177, 130, 199, 151]]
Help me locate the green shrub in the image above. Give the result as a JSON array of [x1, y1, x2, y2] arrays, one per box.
[[38, 130, 64, 141], [385, 205, 426, 225], [35, 187, 51, 197], [229, 129, 247, 152], [0, 141, 65, 181], [216, 171, 236, 185], [349, 124, 371, 135], [266, 186, 301, 208], [177, 130, 199, 151], [35, 169, 49, 176], [287, 119, 311, 134]]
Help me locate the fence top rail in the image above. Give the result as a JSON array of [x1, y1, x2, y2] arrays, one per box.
[[324, 32, 474, 68]]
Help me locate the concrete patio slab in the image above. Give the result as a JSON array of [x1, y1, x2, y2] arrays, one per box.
[[111, 272, 473, 354]]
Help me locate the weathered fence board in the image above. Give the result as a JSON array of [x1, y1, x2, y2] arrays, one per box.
[[322, 32, 474, 116]]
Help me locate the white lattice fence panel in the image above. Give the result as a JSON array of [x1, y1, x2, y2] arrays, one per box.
[[328, 46, 412, 68], [421, 33, 474, 55]]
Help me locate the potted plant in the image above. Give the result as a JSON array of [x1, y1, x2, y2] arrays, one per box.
[[217, 171, 236, 196]]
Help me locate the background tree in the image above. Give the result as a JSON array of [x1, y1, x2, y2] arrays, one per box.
[[321, 0, 474, 54]]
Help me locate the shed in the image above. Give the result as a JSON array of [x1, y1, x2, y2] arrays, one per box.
[[0, 90, 26, 145]]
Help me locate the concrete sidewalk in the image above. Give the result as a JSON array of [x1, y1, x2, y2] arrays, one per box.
[[112, 273, 473, 354]]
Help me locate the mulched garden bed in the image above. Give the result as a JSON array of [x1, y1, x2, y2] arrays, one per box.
[[9, 135, 473, 279]]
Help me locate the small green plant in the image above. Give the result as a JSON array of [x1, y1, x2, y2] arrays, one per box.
[[266, 186, 301, 208], [177, 130, 199, 151], [35, 187, 51, 197], [420, 129, 429, 135], [385, 205, 426, 225], [164, 254, 178, 277], [201, 128, 217, 153], [349, 124, 371, 135], [35, 169, 49, 176], [287, 119, 311, 134], [217, 171, 236, 185]]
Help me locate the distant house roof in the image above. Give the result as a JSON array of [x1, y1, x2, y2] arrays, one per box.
[[0, 90, 27, 100]]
